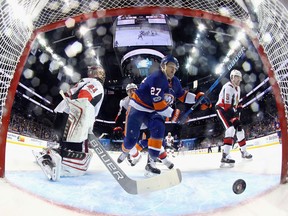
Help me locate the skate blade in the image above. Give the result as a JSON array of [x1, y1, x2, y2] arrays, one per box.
[[220, 163, 234, 168], [242, 156, 253, 160], [144, 170, 160, 178]]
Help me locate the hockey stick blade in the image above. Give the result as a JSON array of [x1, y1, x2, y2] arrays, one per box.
[[88, 133, 182, 194]]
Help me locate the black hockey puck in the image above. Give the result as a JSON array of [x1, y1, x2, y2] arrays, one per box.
[[232, 179, 246, 194]]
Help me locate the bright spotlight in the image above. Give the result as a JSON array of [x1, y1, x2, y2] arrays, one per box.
[[79, 25, 89, 36], [63, 66, 73, 77], [215, 64, 224, 75], [198, 23, 206, 32]]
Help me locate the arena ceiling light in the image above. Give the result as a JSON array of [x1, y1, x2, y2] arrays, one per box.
[[63, 66, 74, 77], [198, 23, 206, 32], [215, 63, 224, 75], [79, 25, 90, 36]]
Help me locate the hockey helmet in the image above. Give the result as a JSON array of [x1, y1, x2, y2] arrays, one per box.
[[230, 69, 242, 80], [160, 55, 179, 70], [126, 83, 138, 92], [87, 65, 106, 84]]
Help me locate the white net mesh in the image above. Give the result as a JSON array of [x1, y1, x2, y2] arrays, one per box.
[[0, 1, 35, 122], [33, 0, 249, 29], [0, 0, 250, 125], [257, 1, 288, 119]]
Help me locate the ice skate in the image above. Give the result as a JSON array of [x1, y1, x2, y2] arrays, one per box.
[[162, 157, 174, 169], [241, 150, 253, 159], [145, 155, 161, 177], [117, 151, 129, 163], [37, 149, 62, 181], [127, 152, 142, 166], [32, 149, 46, 162], [156, 158, 162, 163], [220, 152, 235, 168]]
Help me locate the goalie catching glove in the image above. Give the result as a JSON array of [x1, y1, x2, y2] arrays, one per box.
[[195, 92, 212, 110]]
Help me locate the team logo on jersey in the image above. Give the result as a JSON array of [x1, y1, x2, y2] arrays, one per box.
[[153, 96, 162, 102]]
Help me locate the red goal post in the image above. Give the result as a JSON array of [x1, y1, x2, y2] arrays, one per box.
[[0, 0, 287, 183]]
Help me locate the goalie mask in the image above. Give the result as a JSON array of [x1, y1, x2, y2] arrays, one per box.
[[87, 65, 106, 84]]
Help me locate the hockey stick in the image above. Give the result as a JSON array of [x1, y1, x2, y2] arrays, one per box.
[[59, 90, 182, 194], [178, 46, 246, 124], [88, 134, 182, 194]]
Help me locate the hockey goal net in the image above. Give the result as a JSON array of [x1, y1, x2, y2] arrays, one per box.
[[0, 0, 287, 183]]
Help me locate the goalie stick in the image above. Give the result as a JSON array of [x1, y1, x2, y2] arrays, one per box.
[[59, 90, 182, 194], [178, 46, 246, 124], [88, 133, 182, 194]]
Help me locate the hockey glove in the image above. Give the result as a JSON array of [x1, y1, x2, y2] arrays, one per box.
[[196, 92, 212, 111], [113, 126, 123, 132], [231, 117, 242, 131], [235, 104, 243, 115]]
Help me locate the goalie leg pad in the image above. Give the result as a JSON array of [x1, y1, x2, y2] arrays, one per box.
[[61, 149, 93, 177]]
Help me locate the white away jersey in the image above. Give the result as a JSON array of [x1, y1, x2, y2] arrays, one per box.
[[116, 96, 130, 116], [165, 135, 174, 147], [66, 77, 104, 117], [216, 81, 240, 110]]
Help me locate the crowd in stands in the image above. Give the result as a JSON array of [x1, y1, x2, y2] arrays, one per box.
[[244, 117, 276, 139], [8, 112, 53, 141], [7, 109, 279, 148]]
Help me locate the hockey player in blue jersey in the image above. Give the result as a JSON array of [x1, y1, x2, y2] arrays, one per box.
[[117, 55, 211, 176]]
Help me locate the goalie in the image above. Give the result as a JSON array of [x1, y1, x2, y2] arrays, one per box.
[[35, 65, 105, 181]]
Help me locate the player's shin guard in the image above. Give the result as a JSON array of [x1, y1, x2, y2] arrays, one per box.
[[237, 130, 252, 159]]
